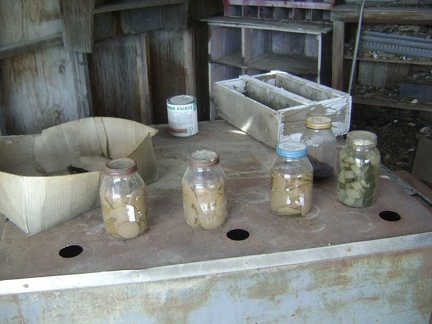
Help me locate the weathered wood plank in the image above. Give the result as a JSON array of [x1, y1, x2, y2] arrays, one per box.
[[358, 61, 387, 88], [0, 33, 63, 59], [88, 35, 149, 123], [331, 4, 432, 24], [214, 80, 279, 148], [208, 63, 242, 120], [93, 0, 185, 14], [204, 16, 333, 34], [0, 46, 79, 135], [148, 29, 194, 124], [135, 33, 152, 124], [59, 0, 96, 53], [193, 21, 212, 121], [331, 20, 345, 90], [71, 52, 92, 118], [0, 0, 62, 46], [121, 3, 188, 34]]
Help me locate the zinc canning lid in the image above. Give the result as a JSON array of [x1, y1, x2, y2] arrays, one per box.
[[104, 158, 137, 176], [188, 150, 220, 167], [276, 141, 307, 158], [305, 116, 333, 129], [346, 130, 377, 147]]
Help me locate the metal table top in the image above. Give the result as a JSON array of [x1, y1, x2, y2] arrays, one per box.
[[1, 121, 431, 283]]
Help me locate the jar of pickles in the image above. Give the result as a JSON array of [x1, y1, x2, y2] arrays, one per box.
[[182, 150, 227, 229], [337, 130, 380, 207], [100, 158, 148, 239], [300, 116, 337, 182], [270, 141, 313, 216]]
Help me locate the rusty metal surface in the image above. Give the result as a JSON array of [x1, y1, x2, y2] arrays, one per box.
[[0, 121, 432, 282], [1, 235, 431, 322]]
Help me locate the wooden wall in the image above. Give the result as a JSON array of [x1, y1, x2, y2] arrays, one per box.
[[0, 0, 222, 135]]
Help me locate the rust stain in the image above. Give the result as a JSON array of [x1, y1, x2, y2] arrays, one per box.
[[247, 271, 293, 300], [139, 276, 219, 323]]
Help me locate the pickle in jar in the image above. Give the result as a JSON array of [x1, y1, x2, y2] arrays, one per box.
[[182, 179, 227, 229], [270, 170, 313, 216]]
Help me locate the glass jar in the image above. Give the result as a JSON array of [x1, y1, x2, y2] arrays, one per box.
[[300, 116, 337, 182], [270, 141, 313, 216], [99, 158, 148, 239], [182, 150, 227, 229], [337, 130, 381, 207]]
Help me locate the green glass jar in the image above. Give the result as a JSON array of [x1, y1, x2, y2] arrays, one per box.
[[337, 131, 381, 207]]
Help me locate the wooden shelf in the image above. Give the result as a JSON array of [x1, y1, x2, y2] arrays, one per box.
[[344, 55, 432, 66], [331, 4, 432, 92], [212, 52, 318, 75], [205, 16, 333, 34], [353, 95, 432, 112], [212, 52, 244, 68], [247, 53, 317, 75], [331, 4, 432, 24]]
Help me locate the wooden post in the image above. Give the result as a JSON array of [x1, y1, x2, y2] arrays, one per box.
[[332, 20, 345, 91]]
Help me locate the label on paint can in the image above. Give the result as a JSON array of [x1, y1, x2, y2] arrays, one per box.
[[167, 95, 198, 137]]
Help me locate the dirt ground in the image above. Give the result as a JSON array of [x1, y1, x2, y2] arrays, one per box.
[[349, 105, 432, 187]]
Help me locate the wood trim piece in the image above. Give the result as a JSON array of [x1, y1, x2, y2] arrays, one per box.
[[0, 34, 63, 60], [94, 0, 186, 14], [331, 4, 432, 24], [59, 0, 96, 53], [394, 170, 432, 207], [71, 52, 93, 118]]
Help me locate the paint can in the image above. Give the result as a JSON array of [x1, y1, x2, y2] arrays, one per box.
[[166, 95, 198, 137]]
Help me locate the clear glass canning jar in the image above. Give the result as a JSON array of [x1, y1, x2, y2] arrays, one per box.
[[182, 150, 227, 229], [337, 130, 381, 207], [99, 158, 148, 239], [270, 141, 313, 217], [300, 116, 337, 182]]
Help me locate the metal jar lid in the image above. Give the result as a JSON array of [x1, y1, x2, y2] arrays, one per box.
[[104, 158, 137, 176], [188, 150, 220, 168], [305, 116, 333, 129], [346, 130, 377, 147], [276, 141, 307, 158]]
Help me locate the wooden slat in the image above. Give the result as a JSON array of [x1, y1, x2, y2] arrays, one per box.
[[59, 0, 96, 53], [135, 33, 152, 125], [395, 170, 432, 206], [203, 17, 333, 34], [0, 46, 80, 135], [0, 34, 63, 60], [331, 4, 432, 24], [331, 20, 345, 90], [71, 52, 93, 118], [94, 0, 185, 14], [353, 96, 432, 112], [88, 35, 147, 122]]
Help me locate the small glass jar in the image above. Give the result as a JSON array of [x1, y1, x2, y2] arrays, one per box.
[[300, 116, 337, 183], [182, 150, 227, 229], [337, 130, 381, 207], [270, 141, 313, 217], [99, 158, 148, 239]]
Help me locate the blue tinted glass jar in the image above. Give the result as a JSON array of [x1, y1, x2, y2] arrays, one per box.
[[270, 141, 313, 216]]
